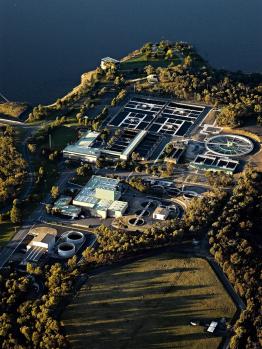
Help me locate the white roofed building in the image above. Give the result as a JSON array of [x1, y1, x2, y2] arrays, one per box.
[[73, 175, 128, 218]]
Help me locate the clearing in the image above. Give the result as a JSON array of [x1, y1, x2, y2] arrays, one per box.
[[62, 253, 236, 349]]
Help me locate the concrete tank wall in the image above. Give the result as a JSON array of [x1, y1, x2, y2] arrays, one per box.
[[58, 242, 75, 258], [65, 231, 85, 245]]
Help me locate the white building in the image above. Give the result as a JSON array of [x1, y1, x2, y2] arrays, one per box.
[[27, 227, 57, 252], [207, 321, 218, 333], [101, 57, 120, 70], [23, 226, 57, 264], [108, 200, 128, 218], [73, 175, 128, 219], [63, 131, 101, 163], [153, 207, 170, 221]]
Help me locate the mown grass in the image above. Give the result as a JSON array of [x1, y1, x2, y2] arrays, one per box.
[[120, 54, 181, 70], [62, 253, 236, 349], [47, 126, 78, 151]]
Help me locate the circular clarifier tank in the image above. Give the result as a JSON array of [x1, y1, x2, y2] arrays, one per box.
[[128, 218, 145, 226], [58, 242, 76, 258], [141, 201, 156, 209], [206, 134, 254, 157], [66, 231, 85, 245], [135, 210, 150, 217], [183, 191, 199, 200]]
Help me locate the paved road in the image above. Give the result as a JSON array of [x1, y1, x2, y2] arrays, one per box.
[[0, 226, 30, 268]]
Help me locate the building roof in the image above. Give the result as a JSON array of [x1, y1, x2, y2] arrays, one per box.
[[153, 207, 170, 217], [63, 131, 101, 157], [95, 199, 113, 211], [54, 196, 72, 208], [73, 175, 120, 206], [29, 226, 57, 237], [59, 205, 81, 217], [207, 321, 218, 333], [29, 233, 55, 246], [109, 200, 128, 211], [101, 57, 119, 63]]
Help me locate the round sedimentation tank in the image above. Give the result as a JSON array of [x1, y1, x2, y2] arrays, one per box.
[[58, 242, 75, 258], [66, 231, 85, 245], [167, 188, 181, 196], [141, 201, 156, 209], [206, 134, 254, 157], [183, 191, 199, 200], [128, 217, 145, 226], [135, 209, 150, 217]]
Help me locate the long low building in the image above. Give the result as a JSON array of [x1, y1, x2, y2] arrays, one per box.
[[63, 129, 148, 163], [63, 131, 101, 163], [73, 175, 128, 219]]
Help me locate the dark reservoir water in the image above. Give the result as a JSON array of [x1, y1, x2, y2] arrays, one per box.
[[0, 0, 261, 105]]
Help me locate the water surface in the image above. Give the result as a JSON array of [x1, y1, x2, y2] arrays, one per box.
[[0, 0, 261, 104]]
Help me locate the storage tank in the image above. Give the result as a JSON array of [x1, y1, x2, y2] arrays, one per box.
[[65, 231, 85, 245], [58, 242, 75, 258]]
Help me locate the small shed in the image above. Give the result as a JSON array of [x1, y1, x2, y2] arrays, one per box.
[[153, 207, 170, 221], [207, 321, 218, 333]]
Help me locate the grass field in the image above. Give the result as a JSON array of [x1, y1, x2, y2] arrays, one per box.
[[120, 54, 181, 70], [62, 253, 236, 349], [0, 102, 28, 118], [0, 222, 17, 246], [48, 126, 77, 151]]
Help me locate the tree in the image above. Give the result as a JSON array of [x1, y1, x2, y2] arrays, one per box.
[[165, 49, 173, 59], [27, 143, 36, 153], [145, 65, 155, 76], [10, 202, 22, 224], [50, 186, 59, 199]]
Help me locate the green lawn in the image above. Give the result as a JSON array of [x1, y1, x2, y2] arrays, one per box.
[[48, 126, 78, 151], [120, 54, 181, 70], [0, 222, 18, 246], [62, 253, 236, 349]]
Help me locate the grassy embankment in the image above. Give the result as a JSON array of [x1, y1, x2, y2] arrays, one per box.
[[0, 102, 29, 118], [62, 253, 236, 349], [0, 222, 18, 247]]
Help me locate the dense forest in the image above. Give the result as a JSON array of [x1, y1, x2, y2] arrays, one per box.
[[0, 129, 27, 207], [208, 169, 262, 349]]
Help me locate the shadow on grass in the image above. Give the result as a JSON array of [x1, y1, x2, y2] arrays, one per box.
[[63, 254, 235, 349]]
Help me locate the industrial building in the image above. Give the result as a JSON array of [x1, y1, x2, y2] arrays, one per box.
[[53, 196, 81, 218], [100, 57, 120, 70], [63, 129, 148, 163], [63, 131, 101, 163], [73, 175, 128, 219], [23, 227, 57, 264]]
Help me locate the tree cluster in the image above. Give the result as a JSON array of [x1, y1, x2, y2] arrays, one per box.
[[0, 135, 27, 207], [0, 260, 79, 348], [208, 169, 262, 349], [82, 191, 225, 266]]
